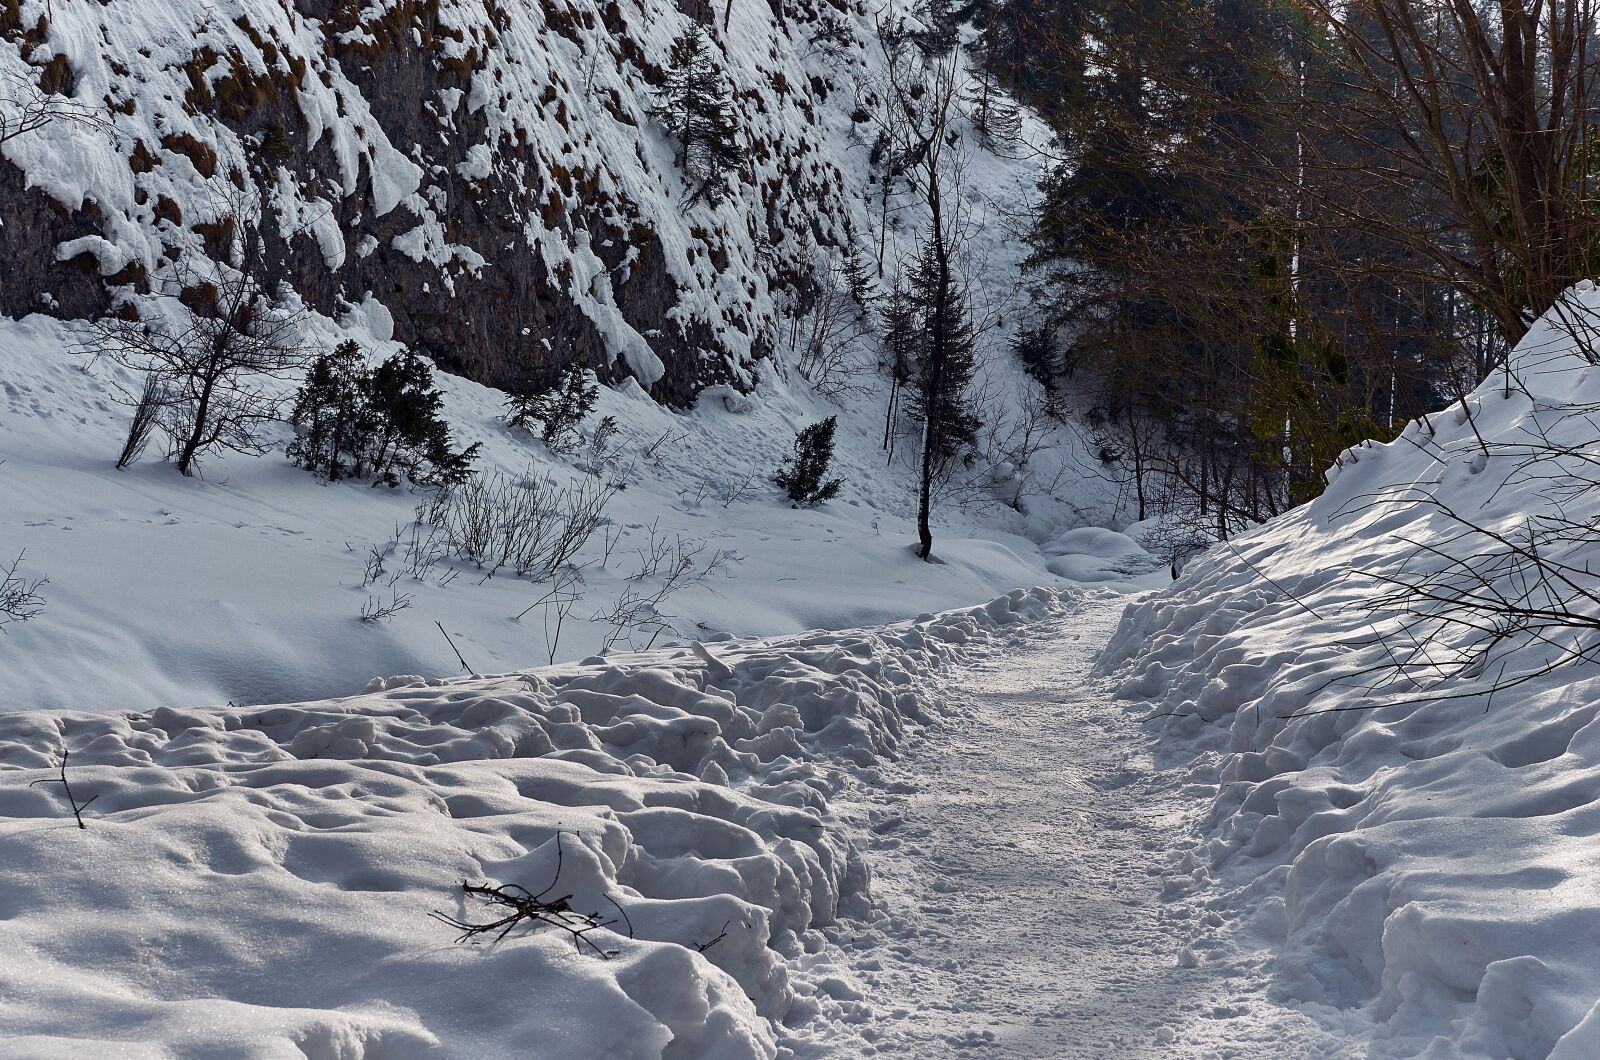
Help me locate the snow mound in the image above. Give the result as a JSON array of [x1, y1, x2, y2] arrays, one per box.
[[1040, 525, 1156, 586], [1097, 285, 1600, 1056], [0, 587, 1073, 1057]]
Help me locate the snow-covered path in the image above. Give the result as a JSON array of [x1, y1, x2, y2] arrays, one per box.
[[809, 597, 1355, 1058]]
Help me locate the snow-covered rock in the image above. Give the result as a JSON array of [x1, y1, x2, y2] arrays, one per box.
[[0, 0, 876, 401]]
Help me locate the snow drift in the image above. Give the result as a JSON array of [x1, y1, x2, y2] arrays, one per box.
[[1099, 283, 1600, 1057], [0, 586, 1072, 1057]]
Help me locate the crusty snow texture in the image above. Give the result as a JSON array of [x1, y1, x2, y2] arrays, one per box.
[[0, 586, 1071, 1058], [1098, 284, 1600, 1058]]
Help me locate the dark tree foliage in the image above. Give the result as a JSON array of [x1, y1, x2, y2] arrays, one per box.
[[776, 417, 845, 506], [1009, 320, 1065, 390], [653, 21, 744, 206], [880, 276, 920, 454], [288, 342, 479, 487], [906, 235, 981, 472], [505, 360, 600, 453]]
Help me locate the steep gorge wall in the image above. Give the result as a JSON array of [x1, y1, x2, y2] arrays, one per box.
[[0, 0, 872, 403]]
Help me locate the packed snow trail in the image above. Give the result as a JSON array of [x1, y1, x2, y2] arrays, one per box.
[[802, 596, 1356, 1058]]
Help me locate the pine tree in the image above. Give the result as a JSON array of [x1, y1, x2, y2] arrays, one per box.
[[505, 360, 600, 453], [776, 417, 844, 505], [653, 22, 744, 206], [367, 348, 480, 487]]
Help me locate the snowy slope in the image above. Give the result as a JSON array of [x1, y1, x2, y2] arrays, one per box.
[[1098, 283, 1600, 1057], [0, 0, 1151, 713], [0, 586, 1072, 1057], [0, 305, 1120, 712]]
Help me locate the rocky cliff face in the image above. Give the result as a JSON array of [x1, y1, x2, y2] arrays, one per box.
[[0, 0, 872, 403]]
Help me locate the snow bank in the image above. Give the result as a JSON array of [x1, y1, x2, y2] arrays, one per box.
[[0, 587, 1073, 1056], [1097, 284, 1600, 1056]]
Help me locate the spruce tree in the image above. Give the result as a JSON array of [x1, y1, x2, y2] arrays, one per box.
[[367, 348, 480, 487], [289, 344, 477, 488], [776, 417, 844, 505], [1010, 320, 1065, 390], [505, 360, 600, 453], [653, 22, 744, 206], [905, 233, 980, 559]]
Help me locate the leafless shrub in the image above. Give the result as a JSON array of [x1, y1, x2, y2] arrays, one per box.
[[595, 535, 741, 651], [513, 565, 586, 665], [431, 833, 632, 958], [28, 751, 97, 829], [429, 470, 615, 581], [1, 70, 106, 147], [115, 374, 168, 470], [643, 426, 688, 468], [784, 263, 873, 398], [575, 415, 624, 478], [0, 552, 46, 631], [360, 587, 414, 623], [1293, 391, 1600, 716]]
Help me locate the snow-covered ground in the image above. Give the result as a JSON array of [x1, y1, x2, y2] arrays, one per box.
[[0, 306, 1159, 714], [1099, 286, 1600, 1056], [0, 588, 1072, 1057], [795, 595, 1354, 1058]]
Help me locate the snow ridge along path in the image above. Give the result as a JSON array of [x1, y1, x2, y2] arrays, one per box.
[[804, 595, 1355, 1058]]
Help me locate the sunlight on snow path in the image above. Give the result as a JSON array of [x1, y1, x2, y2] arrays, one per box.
[[812, 598, 1355, 1058]]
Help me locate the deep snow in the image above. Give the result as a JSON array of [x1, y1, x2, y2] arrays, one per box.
[[1098, 284, 1600, 1057], [0, 588, 1074, 1057], [0, 307, 1158, 714]]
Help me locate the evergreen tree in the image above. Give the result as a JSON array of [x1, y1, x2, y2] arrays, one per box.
[[776, 417, 844, 505], [287, 341, 376, 481], [367, 348, 480, 487], [964, 21, 1023, 152], [505, 360, 600, 453], [905, 232, 980, 559], [1010, 320, 1065, 391], [653, 22, 744, 206], [289, 344, 478, 488]]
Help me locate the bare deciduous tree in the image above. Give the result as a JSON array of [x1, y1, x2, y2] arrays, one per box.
[[84, 226, 311, 476]]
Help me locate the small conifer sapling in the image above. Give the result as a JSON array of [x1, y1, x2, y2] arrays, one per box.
[[776, 417, 844, 506], [506, 360, 600, 454]]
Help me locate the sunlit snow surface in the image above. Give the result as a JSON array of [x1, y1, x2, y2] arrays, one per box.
[[0, 588, 1071, 1057], [1100, 283, 1600, 1057]]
